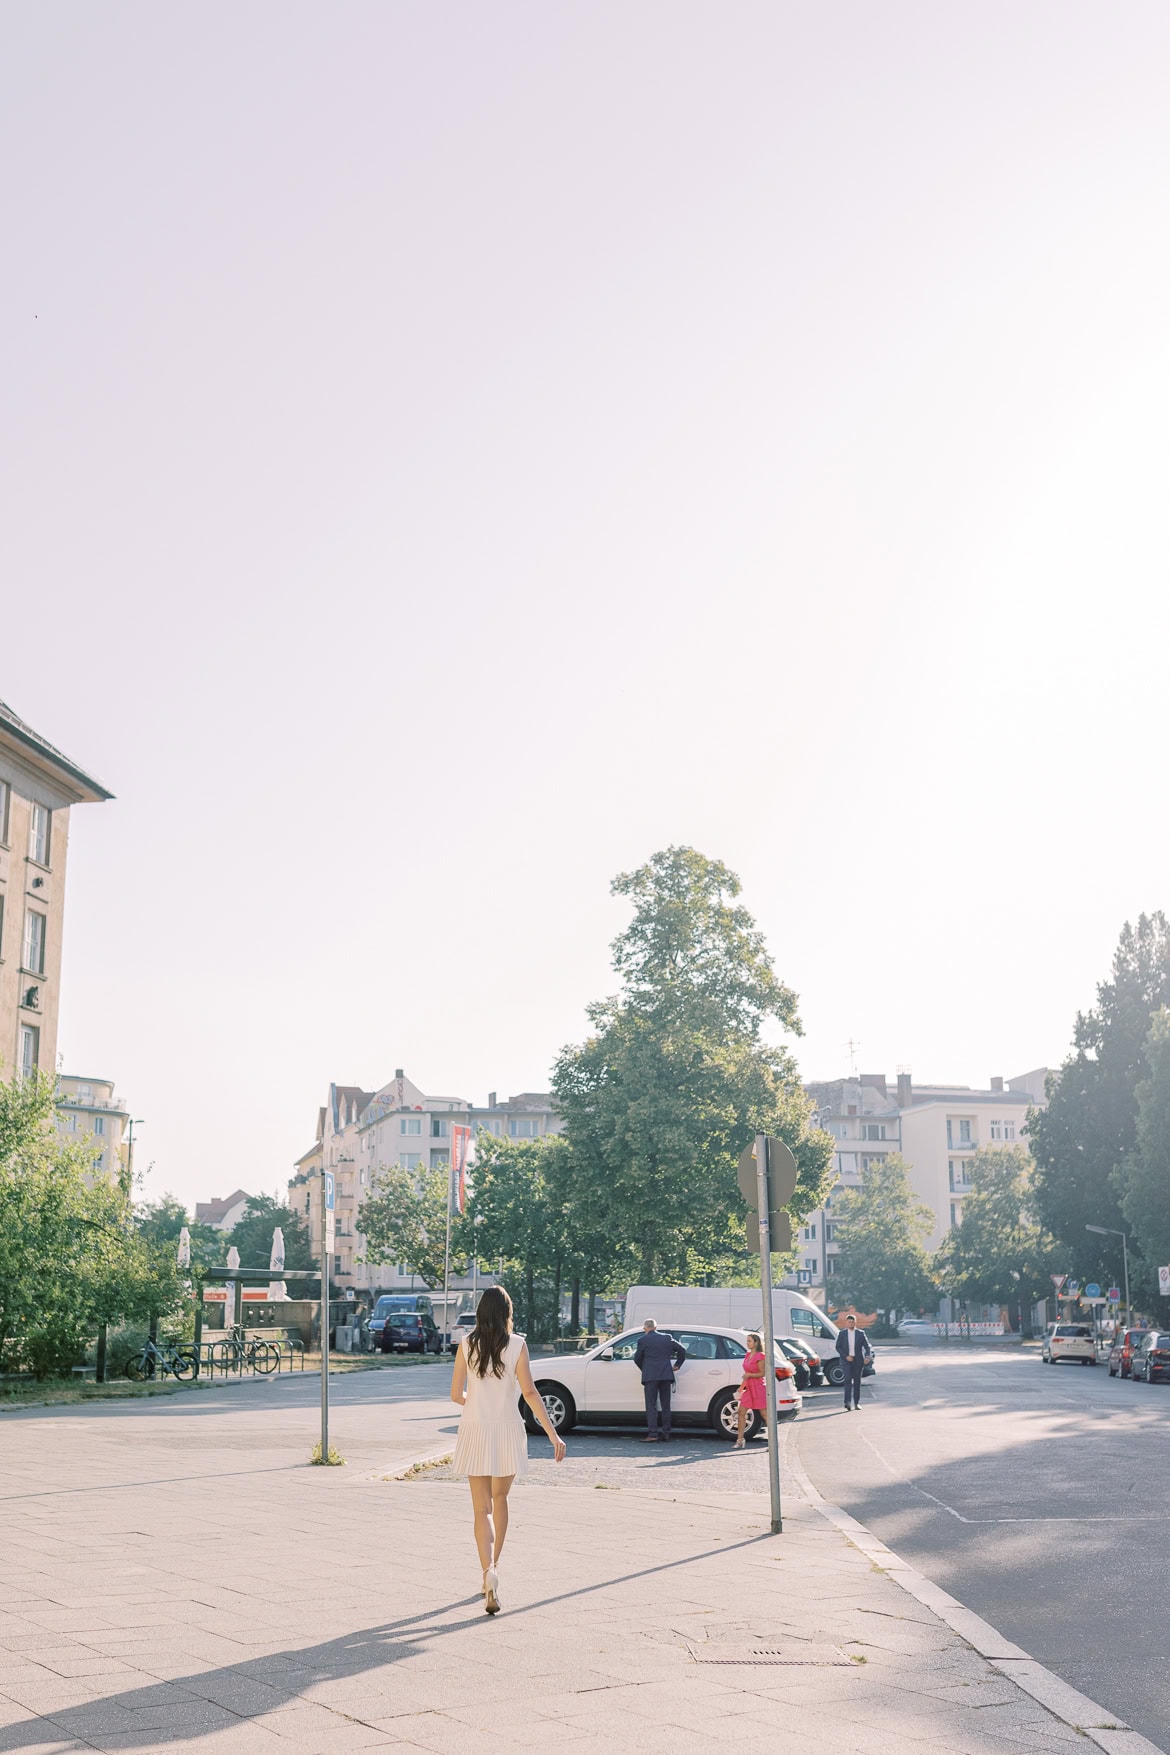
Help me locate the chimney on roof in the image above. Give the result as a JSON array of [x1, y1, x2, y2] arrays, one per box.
[[990, 1075, 1004, 1093], [488, 1092, 497, 1108], [860, 1072, 887, 1097], [897, 1072, 912, 1108], [394, 1068, 404, 1079]]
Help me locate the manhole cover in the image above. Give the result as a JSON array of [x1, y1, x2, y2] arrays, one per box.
[[687, 1644, 853, 1667]]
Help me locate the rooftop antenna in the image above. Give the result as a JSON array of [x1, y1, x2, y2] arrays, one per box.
[[844, 1038, 861, 1077]]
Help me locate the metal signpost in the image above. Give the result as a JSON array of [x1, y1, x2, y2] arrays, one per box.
[[321, 1171, 335, 1461], [737, 1135, 798, 1536]]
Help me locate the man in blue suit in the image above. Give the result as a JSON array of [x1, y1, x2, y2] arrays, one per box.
[[633, 1319, 687, 1442], [835, 1314, 873, 1411]]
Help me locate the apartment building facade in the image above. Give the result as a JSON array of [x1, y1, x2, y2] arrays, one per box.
[[0, 702, 112, 1081], [55, 1074, 129, 1181], [795, 1067, 1054, 1298], [288, 1069, 562, 1296]]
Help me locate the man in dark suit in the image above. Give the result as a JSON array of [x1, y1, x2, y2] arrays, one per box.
[[835, 1314, 873, 1411], [633, 1319, 687, 1442]]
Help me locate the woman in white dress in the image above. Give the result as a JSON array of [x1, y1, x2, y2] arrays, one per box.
[[450, 1286, 566, 1614]]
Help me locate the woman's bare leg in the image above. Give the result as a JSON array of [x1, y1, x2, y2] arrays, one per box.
[[736, 1403, 747, 1439], [469, 1476, 493, 1573], [490, 1474, 514, 1563]]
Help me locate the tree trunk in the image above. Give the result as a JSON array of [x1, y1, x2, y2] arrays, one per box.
[[570, 1278, 581, 1334], [525, 1261, 535, 1340], [587, 1289, 597, 1333], [553, 1255, 562, 1337]]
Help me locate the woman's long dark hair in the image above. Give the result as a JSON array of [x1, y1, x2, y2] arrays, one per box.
[[467, 1286, 513, 1379]]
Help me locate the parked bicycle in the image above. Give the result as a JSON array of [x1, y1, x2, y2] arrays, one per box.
[[213, 1325, 280, 1374], [125, 1337, 196, 1381]]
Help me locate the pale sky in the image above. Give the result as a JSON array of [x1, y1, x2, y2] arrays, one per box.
[[4, 4, 1170, 1211]]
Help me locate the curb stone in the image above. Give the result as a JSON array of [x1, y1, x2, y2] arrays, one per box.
[[787, 1440, 1165, 1755]]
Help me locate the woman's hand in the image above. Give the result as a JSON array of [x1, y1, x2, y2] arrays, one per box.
[[552, 1435, 567, 1463]]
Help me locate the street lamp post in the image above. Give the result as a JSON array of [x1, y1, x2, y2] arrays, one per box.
[[1086, 1225, 1131, 1329], [123, 1118, 145, 1197]]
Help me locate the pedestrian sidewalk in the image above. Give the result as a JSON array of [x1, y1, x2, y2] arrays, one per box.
[[0, 1421, 1162, 1755]]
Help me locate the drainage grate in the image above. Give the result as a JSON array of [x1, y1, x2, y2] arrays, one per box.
[[687, 1644, 854, 1667]]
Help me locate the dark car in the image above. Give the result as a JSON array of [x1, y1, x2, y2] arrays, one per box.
[[1108, 1328, 1146, 1378], [369, 1294, 441, 1354], [778, 1337, 824, 1390], [380, 1312, 441, 1355], [1132, 1332, 1170, 1383]]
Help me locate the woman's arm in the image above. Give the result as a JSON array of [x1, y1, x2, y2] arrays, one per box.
[[743, 1354, 765, 1379], [449, 1342, 468, 1406], [516, 1343, 567, 1461]]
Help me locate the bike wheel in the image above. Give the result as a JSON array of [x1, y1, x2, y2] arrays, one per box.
[[251, 1343, 279, 1374], [171, 1348, 196, 1380], [125, 1352, 152, 1381]]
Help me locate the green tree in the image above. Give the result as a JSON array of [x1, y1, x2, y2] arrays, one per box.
[[468, 1133, 599, 1338], [359, 1164, 455, 1289], [832, 1153, 935, 1320], [553, 847, 834, 1286], [935, 1147, 1056, 1334], [1029, 913, 1170, 1282], [0, 1071, 180, 1376], [1114, 1009, 1170, 1306], [135, 1195, 221, 1275], [226, 1193, 315, 1271]]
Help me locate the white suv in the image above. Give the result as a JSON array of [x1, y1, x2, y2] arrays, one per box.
[[1042, 1322, 1097, 1365], [521, 1325, 801, 1441]]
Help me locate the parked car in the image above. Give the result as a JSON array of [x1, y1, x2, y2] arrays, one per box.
[[368, 1295, 442, 1355], [897, 1318, 937, 1340], [1131, 1332, 1170, 1383], [1108, 1328, 1146, 1378], [519, 1324, 801, 1441], [1041, 1322, 1096, 1365], [778, 1336, 824, 1390]]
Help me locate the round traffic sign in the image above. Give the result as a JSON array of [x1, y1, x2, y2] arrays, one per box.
[[1085, 1282, 1101, 1298]]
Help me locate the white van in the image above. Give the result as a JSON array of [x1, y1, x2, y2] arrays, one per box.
[[624, 1286, 846, 1385]]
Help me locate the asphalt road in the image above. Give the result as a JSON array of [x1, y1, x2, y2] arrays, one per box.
[[793, 1344, 1169, 1749]]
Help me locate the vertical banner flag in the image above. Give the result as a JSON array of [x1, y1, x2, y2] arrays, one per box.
[[452, 1125, 471, 1215]]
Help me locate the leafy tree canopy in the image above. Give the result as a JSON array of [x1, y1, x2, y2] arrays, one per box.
[[226, 1193, 315, 1272], [1029, 913, 1170, 1281], [0, 1072, 182, 1377], [134, 1196, 221, 1275], [935, 1146, 1055, 1331], [359, 1164, 453, 1289], [1114, 1009, 1170, 1306], [553, 847, 834, 1285], [832, 1153, 935, 1318]]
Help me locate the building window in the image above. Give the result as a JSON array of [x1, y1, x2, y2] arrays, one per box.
[[94, 1116, 105, 1135], [430, 1117, 449, 1139], [950, 1202, 960, 1228], [959, 1119, 972, 1144], [22, 910, 46, 976], [430, 1149, 449, 1169], [802, 1224, 817, 1241], [826, 1256, 838, 1275], [0, 780, 8, 842], [400, 1117, 422, 1135], [95, 1152, 105, 1170], [1004, 1121, 1015, 1141], [862, 1124, 886, 1141], [990, 1120, 1002, 1140], [399, 1152, 421, 1169], [860, 1154, 886, 1173], [19, 1025, 39, 1079], [824, 1221, 836, 1242], [508, 1118, 539, 1138], [804, 1257, 818, 1273], [28, 803, 50, 866]]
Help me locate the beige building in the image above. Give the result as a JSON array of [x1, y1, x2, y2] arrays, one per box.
[[55, 1074, 130, 1182], [0, 702, 112, 1081], [195, 1190, 253, 1232], [799, 1067, 1055, 1295], [288, 1070, 562, 1296]]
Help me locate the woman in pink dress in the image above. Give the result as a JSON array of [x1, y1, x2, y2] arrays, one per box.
[[735, 1331, 767, 1448]]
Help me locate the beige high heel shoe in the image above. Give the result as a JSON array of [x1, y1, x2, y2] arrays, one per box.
[[484, 1566, 500, 1615]]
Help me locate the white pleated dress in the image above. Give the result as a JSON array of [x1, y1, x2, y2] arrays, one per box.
[[452, 1331, 529, 1479]]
